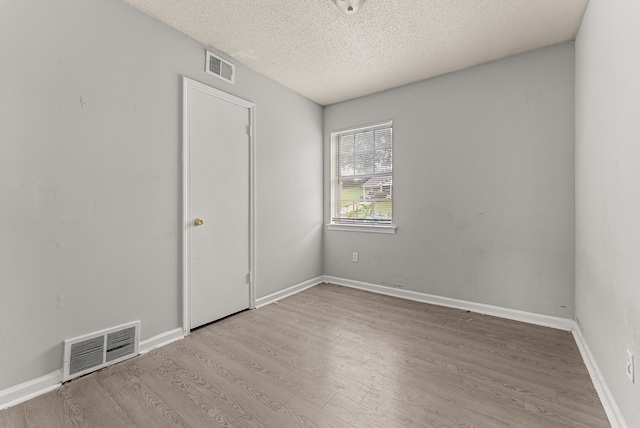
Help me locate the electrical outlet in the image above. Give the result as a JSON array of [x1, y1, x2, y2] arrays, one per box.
[[626, 350, 635, 383], [352, 252, 358, 263]]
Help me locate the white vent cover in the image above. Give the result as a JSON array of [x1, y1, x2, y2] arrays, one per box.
[[206, 50, 235, 84], [63, 321, 140, 381]]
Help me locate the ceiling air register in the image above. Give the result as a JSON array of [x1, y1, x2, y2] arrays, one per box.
[[206, 50, 235, 84]]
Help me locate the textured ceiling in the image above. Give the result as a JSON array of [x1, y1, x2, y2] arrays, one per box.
[[122, 0, 588, 106]]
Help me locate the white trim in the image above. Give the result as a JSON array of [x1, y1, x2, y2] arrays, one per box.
[[139, 328, 185, 354], [182, 77, 191, 335], [327, 224, 396, 234], [1, 288, 624, 428], [249, 106, 257, 309], [0, 327, 186, 411], [323, 276, 574, 331], [572, 322, 628, 428], [323, 276, 624, 428], [0, 370, 62, 411], [329, 120, 394, 230], [255, 276, 325, 308], [182, 77, 256, 334]]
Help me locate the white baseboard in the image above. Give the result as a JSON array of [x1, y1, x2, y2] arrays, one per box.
[[0, 328, 185, 412], [324, 275, 626, 427], [323, 276, 574, 331], [255, 276, 324, 308], [0, 370, 62, 411], [572, 323, 628, 428], [0, 275, 322, 412], [1, 282, 624, 428], [139, 328, 185, 354]]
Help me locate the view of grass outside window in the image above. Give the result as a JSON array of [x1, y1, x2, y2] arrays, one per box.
[[331, 121, 393, 225]]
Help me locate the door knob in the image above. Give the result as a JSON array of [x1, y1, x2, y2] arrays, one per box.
[[194, 218, 204, 226]]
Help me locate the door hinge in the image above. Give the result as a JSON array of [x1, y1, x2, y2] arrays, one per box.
[[246, 125, 251, 136], [246, 272, 252, 284]]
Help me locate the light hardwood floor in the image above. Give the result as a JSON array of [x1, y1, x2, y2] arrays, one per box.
[[0, 283, 610, 427]]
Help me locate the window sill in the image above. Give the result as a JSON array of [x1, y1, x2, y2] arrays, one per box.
[[326, 223, 396, 234]]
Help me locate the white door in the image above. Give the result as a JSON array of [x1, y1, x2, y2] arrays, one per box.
[[184, 78, 253, 329]]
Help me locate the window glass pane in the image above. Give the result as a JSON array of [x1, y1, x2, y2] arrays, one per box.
[[340, 134, 354, 152], [343, 179, 371, 221], [355, 152, 374, 175], [375, 128, 392, 149], [339, 134, 354, 176], [339, 178, 362, 210], [355, 130, 374, 151], [370, 200, 392, 221], [374, 148, 392, 173]]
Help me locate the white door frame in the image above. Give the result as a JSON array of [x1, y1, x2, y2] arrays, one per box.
[[182, 76, 256, 335]]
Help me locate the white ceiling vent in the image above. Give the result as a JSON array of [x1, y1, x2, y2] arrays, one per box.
[[63, 321, 140, 382], [206, 50, 235, 84]]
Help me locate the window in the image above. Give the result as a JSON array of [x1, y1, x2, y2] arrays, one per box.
[[330, 121, 393, 229]]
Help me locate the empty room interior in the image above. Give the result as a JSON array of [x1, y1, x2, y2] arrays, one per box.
[[1, 0, 638, 427]]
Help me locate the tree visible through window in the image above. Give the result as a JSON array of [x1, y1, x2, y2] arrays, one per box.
[[331, 121, 393, 225]]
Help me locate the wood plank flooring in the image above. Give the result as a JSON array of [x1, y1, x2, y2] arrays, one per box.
[[0, 283, 610, 427]]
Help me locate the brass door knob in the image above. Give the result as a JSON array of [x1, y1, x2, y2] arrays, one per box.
[[193, 218, 204, 226]]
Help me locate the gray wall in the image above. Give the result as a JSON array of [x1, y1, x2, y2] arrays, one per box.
[[575, 0, 640, 424], [324, 44, 575, 318], [0, 0, 322, 391]]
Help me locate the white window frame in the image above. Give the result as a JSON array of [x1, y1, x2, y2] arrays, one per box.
[[328, 121, 396, 234]]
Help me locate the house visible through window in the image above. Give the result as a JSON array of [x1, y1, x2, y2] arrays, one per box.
[[331, 121, 393, 226]]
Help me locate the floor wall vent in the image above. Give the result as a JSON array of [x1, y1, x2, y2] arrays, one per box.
[[206, 50, 235, 84], [63, 321, 140, 382]]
